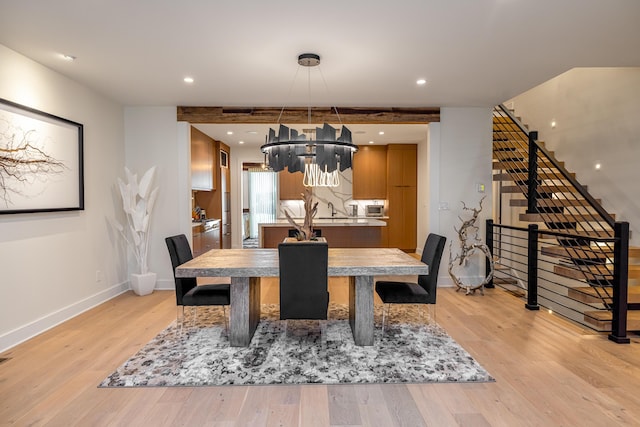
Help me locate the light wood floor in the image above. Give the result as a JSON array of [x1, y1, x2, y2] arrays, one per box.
[[2, 278, 640, 426]]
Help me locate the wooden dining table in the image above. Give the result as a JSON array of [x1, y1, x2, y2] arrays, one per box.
[[175, 247, 428, 346]]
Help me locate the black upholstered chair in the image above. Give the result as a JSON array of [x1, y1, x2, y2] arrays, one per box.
[[278, 241, 329, 322], [165, 234, 231, 332], [375, 233, 446, 333]]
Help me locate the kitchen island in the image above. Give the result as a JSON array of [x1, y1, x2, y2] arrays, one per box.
[[259, 217, 386, 248]]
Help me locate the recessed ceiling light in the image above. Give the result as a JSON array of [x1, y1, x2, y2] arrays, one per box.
[[369, 141, 375, 144], [183, 77, 194, 83], [595, 163, 601, 170], [61, 54, 76, 61], [416, 79, 427, 85], [551, 120, 557, 128], [239, 140, 245, 145], [247, 131, 258, 135], [378, 131, 385, 135], [227, 131, 233, 135]]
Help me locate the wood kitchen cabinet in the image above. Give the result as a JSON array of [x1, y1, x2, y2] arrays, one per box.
[[279, 170, 305, 200], [386, 144, 417, 252], [193, 140, 231, 249], [191, 127, 214, 191], [352, 145, 387, 199]]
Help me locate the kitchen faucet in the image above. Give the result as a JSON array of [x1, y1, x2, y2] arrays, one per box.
[[328, 202, 336, 217]]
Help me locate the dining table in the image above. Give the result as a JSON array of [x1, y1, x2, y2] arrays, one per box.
[[175, 247, 429, 346]]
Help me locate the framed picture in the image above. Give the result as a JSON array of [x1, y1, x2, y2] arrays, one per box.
[[220, 150, 228, 168], [0, 98, 84, 214]]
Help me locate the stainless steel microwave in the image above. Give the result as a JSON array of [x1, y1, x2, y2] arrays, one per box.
[[365, 205, 384, 217]]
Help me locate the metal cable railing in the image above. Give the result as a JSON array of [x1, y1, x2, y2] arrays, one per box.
[[491, 105, 631, 342], [487, 220, 629, 342], [493, 105, 617, 304]]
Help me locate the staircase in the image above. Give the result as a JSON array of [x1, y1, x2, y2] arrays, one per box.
[[491, 105, 640, 337]]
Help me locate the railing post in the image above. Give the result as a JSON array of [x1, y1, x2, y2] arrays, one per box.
[[609, 221, 630, 343], [525, 224, 540, 310], [527, 131, 539, 214], [485, 219, 494, 288]]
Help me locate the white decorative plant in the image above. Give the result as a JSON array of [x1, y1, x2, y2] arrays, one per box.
[[113, 166, 159, 275]]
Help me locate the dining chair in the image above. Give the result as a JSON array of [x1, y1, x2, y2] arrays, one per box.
[[278, 241, 329, 336], [375, 233, 446, 334], [165, 234, 231, 333]]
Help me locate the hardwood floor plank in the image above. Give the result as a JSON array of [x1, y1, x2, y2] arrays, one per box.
[[2, 283, 640, 426]]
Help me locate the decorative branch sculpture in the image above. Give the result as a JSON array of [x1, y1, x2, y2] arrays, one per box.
[[448, 196, 494, 295], [284, 188, 319, 240]]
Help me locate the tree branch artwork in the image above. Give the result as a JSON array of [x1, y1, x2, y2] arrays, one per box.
[[284, 187, 319, 240], [448, 196, 494, 295], [0, 123, 66, 207]]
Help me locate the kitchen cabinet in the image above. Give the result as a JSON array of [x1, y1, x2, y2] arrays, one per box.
[[221, 162, 231, 249], [352, 145, 387, 199], [386, 144, 417, 252], [192, 220, 221, 257], [193, 141, 231, 249], [279, 170, 305, 200], [191, 127, 214, 191], [387, 144, 417, 187]]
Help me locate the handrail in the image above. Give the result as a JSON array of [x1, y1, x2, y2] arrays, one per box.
[[490, 222, 616, 242], [496, 104, 616, 228]]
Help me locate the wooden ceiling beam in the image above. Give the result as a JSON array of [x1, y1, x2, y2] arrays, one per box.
[[177, 106, 440, 124]]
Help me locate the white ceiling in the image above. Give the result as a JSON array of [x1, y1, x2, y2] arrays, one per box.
[[1, 0, 639, 146]]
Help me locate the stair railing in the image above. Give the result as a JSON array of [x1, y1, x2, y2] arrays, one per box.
[[492, 105, 631, 342], [487, 219, 630, 343]]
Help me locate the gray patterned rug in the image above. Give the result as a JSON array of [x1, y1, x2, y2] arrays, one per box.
[[100, 304, 493, 387]]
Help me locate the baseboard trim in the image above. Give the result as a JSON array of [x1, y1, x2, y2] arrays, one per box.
[[0, 281, 129, 353]]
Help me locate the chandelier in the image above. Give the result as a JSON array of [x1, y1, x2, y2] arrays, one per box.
[[260, 53, 358, 187]]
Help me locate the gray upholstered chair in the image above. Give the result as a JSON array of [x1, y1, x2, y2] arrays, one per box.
[[165, 234, 230, 332], [278, 241, 329, 325], [375, 233, 446, 334]]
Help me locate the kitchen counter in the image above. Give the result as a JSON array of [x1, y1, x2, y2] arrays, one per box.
[[259, 217, 387, 248], [265, 217, 387, 227]]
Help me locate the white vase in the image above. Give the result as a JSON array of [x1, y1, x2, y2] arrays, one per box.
[[131, 272, 156, 296]]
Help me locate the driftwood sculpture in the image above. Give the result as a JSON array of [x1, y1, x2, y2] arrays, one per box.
[[448, 196, 494, 295], [284, 188, 319, 240]]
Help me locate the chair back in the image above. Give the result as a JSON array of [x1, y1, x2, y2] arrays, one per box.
[[278, 241, 329, 320], [165, 234, 198, 306], [417, 233, 447, 304]]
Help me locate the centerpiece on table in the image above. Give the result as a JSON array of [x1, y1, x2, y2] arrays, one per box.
[[112, 166, 159, 296], [284, 188, 321, 241]]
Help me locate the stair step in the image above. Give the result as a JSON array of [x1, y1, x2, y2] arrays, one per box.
[[520, 212, 614, 222], [555, 264, 640, 281], [583, 310, 640, 330], [493, 150, 556, 161], [543, 245, 640, 260], [493, 171, 573, 181], [510, 198, 602, 208], [493, 160, 565, 170], [500, 185, 587, 194], [542, 245, 613, 261], [493, 139, 544, 149], [568, 285, 640, 304]]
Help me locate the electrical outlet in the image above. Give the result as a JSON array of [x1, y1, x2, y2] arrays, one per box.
[[95, 270, 103, 283], [439, 202, 449, 211]]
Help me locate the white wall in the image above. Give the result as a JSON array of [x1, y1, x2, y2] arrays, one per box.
[[507, 67, 640, 245], [123, 110, 193, 288], [0, 44, 126, 351], [434, 107, 493, 286]]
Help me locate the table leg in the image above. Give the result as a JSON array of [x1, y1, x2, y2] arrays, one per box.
[[348, 275, 375, 346], [229, 276, 261, 346]]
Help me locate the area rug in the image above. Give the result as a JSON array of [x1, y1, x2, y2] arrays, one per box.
[[100, 304, 493, 387]]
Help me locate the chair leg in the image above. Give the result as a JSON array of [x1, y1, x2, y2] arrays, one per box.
[[176, 306, 185, 335], [381, 303, 389, 336], [191, 306, 198, 329], [222, 305, 229, 336]]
